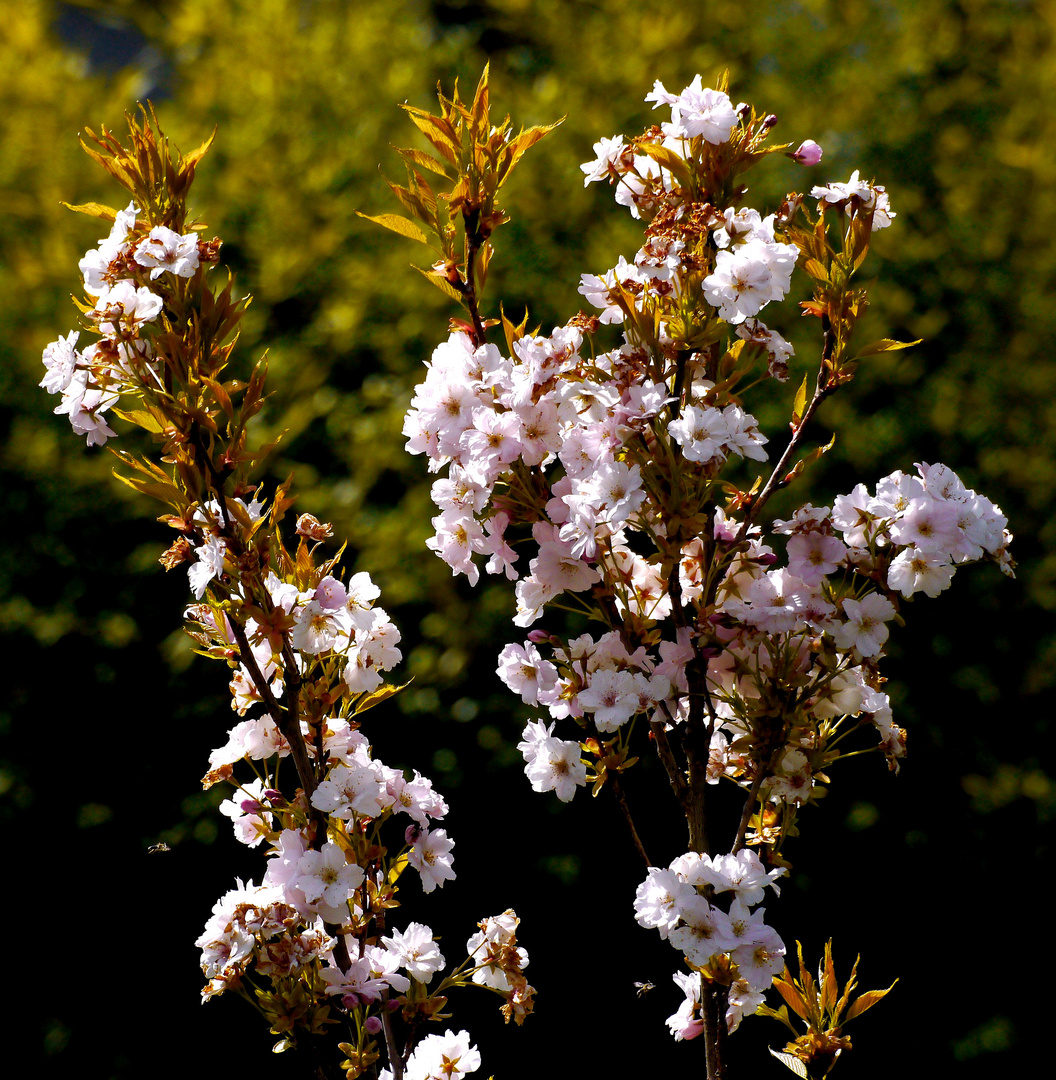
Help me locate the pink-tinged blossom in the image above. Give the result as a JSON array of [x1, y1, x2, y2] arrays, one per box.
[[517, 720, 587, 801], [634, 867, 697, 940], [731, 926, 786, 992], [427, 508, 485, 585], [667, 972, 705, 1042], [40, 331, 81, 395], [700, 849, 785, 906], [79, 201, 137, 295], [580, 134, 629, 186], [669, 894, 739, 967], [702, 235, 800, 324], [726, 978, 766, 1034], [481, 512, 519, 580], [577, 667, 642, 732], [90, 279, 163, 335], [889, 496, 963, 554], [219, 777, 272, 847], [209, 713, 290, 767], [645, 76, 739, 144], [408, 828, 456, 893], [311, 761, 392, 820], [134, 226, 200, 279], [291, 599, 350, 655], [832, 483, 879, 547], [721, 404, 769, 461], [400, 1030, 481, 1080], [54, 371, 119, 446], [786, 531, 848, 586], [833, 593, 896, 657], [811, 170, 896, 229], [314, 575, 347, 610], [669, 404, 728, 464], [382, 922, 445, 983], [387, 770, 449, 826], [293, 841, 365, 921], [497, 643, 559, 706], [887, 546, 955, 598], [320, 944, 410, 1003], [188, 534, 227, 599]]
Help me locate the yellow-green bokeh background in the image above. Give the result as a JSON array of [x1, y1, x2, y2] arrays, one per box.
[[3, 1, 1052, 1075]]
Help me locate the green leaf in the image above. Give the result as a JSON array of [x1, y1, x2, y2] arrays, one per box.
[[355, 211, 429, 244]]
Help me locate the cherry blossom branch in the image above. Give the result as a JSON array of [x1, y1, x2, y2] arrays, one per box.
[[735, 321, 837, 542]]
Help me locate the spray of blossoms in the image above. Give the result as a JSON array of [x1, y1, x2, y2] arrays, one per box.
[[370, 68, 1013, 1079], [41, 109, 534, 1080]]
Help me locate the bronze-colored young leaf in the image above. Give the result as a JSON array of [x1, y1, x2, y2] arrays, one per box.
[[356, 211, 430, 244], [843, 982, 898, 1023], [768, 1048, 808, 1077], [850, 338, 922, 359], [413, 264, 465, 304]]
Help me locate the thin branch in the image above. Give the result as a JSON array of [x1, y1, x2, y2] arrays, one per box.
[[610, 772, 652, 867]]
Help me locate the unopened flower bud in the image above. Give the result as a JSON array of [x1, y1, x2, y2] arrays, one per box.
[[296, 513, 333, 540], [405, 823, 423, 845], [756, 551, 779, 566], [364, 1016, 383, 1035], [791, 139, 823, 166], [526, 630, 551, 644], [762, 113, 779, 129]]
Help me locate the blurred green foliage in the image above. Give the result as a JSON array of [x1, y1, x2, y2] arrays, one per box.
[[3, 0, 1052, 1076]]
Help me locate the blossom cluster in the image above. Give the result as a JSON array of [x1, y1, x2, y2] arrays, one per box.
[[634, 849, 785, 1036], [395, 73, 1013, 1044], [41, 115, 535, 1078], [39, 203, 204, 445]]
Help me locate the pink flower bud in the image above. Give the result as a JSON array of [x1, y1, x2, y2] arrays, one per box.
[[527, 630, 551, 644], [364, 1017, 383, 1035], [792, 140, 823, 166]]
